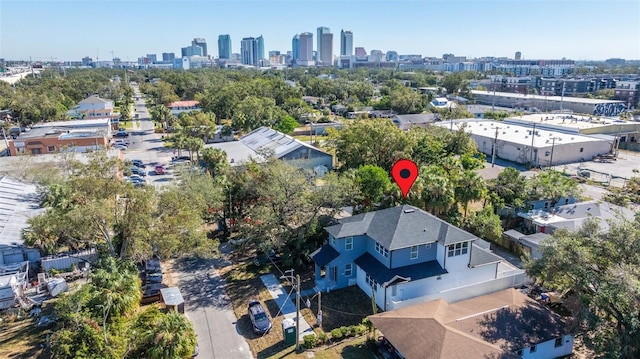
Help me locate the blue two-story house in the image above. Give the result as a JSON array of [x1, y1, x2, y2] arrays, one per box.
[[311, 205, 527, 311]]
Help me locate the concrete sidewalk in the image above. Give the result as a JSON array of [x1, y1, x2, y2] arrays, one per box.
[[260, 274, 314, 340]]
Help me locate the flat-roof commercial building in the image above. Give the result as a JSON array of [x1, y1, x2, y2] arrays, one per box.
[[8, 118, 112, 156], [471, 90, 626, 117], [437, 119, 613, 167]]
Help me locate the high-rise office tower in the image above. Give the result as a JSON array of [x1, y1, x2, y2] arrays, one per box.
[[292, 34, 300, 62], [299, 32, 314, 62], [162, 52, 175, 62], [181, 46, 203, 57], [385, 51, 398, 62], [515, 51, 522, 60], [320, 32, 333, 65], [340, 29, 353, 56], [192, 38, 207, 57], [218, 34, 232, 59], [317, 27, 330, 61], [146, 54, 157, 63], [241, 37, 259, 66], [257, 35, 265, 60]]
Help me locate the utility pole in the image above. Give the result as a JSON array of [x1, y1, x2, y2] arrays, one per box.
[[529, 122, 536, 166], [295, 272, 301, 352], [282, 269, 301, 352], [549, 136, 561, 169], [492, 126, 501, 167]]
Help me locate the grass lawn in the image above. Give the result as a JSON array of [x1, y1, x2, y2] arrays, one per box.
[[265, 336, 373, 359], [221, 244, 377, 359], [119, 120, 135, 130]]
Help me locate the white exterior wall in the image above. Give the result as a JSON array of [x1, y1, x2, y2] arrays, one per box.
[[521, 335, 574, 358], [356, 266, 385, 309], [436, 244, 445, 268], [443, 250, 471, 271], [472, 132, 612, 166], [385, 263, 497, 308]]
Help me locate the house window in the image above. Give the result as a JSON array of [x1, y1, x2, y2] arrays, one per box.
[[410, 246, 418, 260], [530, 345, 537, 353], [345, 264, 352, 277], [447, 242, 469, 257], [554, 337, 563, 347], [425, 243, 432, 249], [366, 274, 378, 291], [375, 242, 389, 258], [47, 146, 56, 152], [345, 237, 353, 251]]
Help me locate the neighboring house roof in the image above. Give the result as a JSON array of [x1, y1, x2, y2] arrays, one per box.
[[354, 252, 447, 287], [369, 288, 571, 359], [392, 114, 439, 126], [310, 244, 339, 267], [325, 205, 478, 250], [168, 100, 199, 108], [207, 126, 330, 166], [520, 200, 634, 233], [0, 177, 43, 246], [79, 95, 111, 105], [519, 232, 550, 248]]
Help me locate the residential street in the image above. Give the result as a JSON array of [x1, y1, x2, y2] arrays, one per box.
[[172, 244, 252, 359], [128, 87, 252, 358]]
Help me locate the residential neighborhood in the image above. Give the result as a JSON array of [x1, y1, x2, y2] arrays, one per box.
[[0, 11, 639, 358]]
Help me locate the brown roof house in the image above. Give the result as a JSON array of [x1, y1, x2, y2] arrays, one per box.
[[368, 288, 575, 359]]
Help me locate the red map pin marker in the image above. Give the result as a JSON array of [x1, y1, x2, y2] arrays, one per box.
[[391, 159, 419, 198]]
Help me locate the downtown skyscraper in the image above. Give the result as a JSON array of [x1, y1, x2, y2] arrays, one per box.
[[218, 34, 232, 59], [317, 27, 330, 62], [192, 38, 207, 57], [298, 32, 314, 64], [340, 29, 353, 56], [241, 37, 260, 66]]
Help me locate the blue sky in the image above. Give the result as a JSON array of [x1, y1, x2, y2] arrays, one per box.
[[1, 0, 639, 62]]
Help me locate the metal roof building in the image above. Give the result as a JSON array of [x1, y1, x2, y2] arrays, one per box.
[[437, 119, 614, 167], [206, 126, 333, 171]]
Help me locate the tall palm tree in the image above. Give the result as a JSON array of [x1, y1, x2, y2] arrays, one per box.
[[134, 309, 196, 359], [413, 165, 455, 216], [455, 170, 487, 216]]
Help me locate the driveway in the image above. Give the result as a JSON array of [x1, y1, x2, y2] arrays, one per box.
[[172, 244, 252, 359]]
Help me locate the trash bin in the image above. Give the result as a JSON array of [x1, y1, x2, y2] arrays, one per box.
[[282, 318, 296, 346]]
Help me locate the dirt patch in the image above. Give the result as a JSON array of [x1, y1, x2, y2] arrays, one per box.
[[0, 315, 51, 359]]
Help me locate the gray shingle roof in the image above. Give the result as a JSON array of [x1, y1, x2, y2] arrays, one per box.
[[468, 244, 504, 268], [354, 252, 447, 287], [310, 244, 339, 266], [325, 205, 478, 250]]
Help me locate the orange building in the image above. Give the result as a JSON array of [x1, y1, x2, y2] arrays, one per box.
[[9, 118, 112, 156]]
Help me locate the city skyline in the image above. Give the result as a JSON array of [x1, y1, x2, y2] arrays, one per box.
[[1, 0, 639, 62]]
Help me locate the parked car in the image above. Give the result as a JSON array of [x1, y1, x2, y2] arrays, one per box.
[[112, 139, 130, 146], [154, 165, 165, 175], [125, 177, 145, 187], [129, 167, 147, 177], [114, 130, 129, 138], [127, 175, 146, 183], [113, 144, 128, 151], [130, 159, 146, 168], [248, 300, 272, 334]]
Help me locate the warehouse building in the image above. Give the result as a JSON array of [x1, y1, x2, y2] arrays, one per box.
[[471, 90, 626, 116], [438, 119, 614, 167]]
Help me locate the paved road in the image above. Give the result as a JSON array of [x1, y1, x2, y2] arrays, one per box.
[[121, 87, 176, 188], [172, 243, 252, 359]]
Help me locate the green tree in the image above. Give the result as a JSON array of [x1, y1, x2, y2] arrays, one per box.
[[130, 307, 197, 359], [201, 147, 228, 177], [527, 218, 640, 358], [461, 205, 503, 242], [527, 170, 581, 206], [273, 114, 299, 134], [327, 118, 410, 171], [411, 165, 455, 216], [455, 170, 486, 216], [487, 167, 529, 210], [354, 165, 391, 208]]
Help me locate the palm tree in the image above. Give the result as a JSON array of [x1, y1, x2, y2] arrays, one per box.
[[455, 170, 487, 216], [413, 165, 455, 216], [132, 308, 196, 359], [201, 147, 228, 177], [89, 257, 141, 320]]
